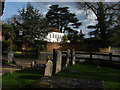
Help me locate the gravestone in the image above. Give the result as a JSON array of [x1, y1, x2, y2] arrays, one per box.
[[44, 60, 53, 76], [56, 50, 62, 73], [65, 49, 70, 67], [8, 49, 14, 63], [31, 76, 105, 89], [31, 60, 37, 67], [71, 49, 76, 65]]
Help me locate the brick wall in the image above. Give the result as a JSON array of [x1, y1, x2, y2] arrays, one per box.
[[46, 43, 87, 51], [58, 43, 87, 51], [99, 46, 111, 53], [46, 43, 111, 53], [46, 43, 62, 51]]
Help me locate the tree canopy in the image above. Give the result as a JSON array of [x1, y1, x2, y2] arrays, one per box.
[[77, 2, 119, 47], [2, 24, 15, 41], [46, 4, 82, 33], [10, 3, 50, 46]]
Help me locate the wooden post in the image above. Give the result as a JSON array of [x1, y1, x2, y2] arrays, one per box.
[[97, 55, 100, 67], [71, 49, 76, 65], [52, 49, 56, 73], [26, 40, 28, 57], [90, 52, 92, 63], [109, 53, 112, 61]]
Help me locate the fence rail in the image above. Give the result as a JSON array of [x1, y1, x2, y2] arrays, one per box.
[[62, 51, 120, 63]]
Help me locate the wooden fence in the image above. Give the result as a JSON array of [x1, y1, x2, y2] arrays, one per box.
[[44, 49, 120, 77], [62, 50, 120, 63]]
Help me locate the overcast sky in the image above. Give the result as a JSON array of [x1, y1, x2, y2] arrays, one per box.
[[1, 2, 98, 38]]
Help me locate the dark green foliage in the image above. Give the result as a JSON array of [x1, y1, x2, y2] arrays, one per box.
[[2, 40, 11, 51], [84, 38, 110, 52], [87, 3, 115, 48], [2, 24, 15, 40], [2, 24, 17, 52], [46, 4, 82, 33], [6, 3, 51, 59], [77, 2, 118, 48], [11, 3, 49, 44], [107, 27, 120, 47], [68, 30, 85, 43], [62, 35, 68, 43]]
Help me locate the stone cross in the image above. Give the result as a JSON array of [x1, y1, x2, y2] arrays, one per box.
[[56, 50, 62, 73], [8, 49, 14, 63], [44, 60, 53, 76], [71, 49, 76, 65], [65, 49, 70, 67]]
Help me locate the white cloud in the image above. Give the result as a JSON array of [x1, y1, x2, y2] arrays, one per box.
[[45, 4, 51, 8], [76, 10, 83, 15]]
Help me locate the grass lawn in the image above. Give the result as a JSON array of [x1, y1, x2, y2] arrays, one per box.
[[53, 63, 120, 89], [2, 62, 120, 89], [111, 47, 120, 50], [2, 66, 44, 89]]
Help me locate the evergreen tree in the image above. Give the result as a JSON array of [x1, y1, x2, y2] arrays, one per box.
[[77, 2, 117, 47], [10, 3, 50, 59], [46, 4, 81, 33]]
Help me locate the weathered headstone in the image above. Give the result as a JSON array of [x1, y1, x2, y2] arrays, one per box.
[[71, 49, 76, 65], [65, 49, 70, 67], [56, 50, 62, 73], [8, 49, 14, 63], [44, 60, 53, 76], [31, 60, 37, 67]]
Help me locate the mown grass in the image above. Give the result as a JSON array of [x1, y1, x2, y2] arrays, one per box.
[[53, 63, 120, 89], [2, 67, 44, 89], [111, 47, 120, 50], [2, 61, 120, 89]]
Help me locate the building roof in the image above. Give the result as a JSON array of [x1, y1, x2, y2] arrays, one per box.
[[46, 27, 61, 33]]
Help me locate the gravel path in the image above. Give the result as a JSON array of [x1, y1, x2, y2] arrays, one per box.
[[1, 57, 46, 75]]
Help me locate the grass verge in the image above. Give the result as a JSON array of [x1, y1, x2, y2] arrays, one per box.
[[53, 63, 120, 89], [2, 66, 44, 89]]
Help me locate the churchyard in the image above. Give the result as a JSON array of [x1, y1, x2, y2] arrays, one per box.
[[2, 49, 120, 89], [1, 1, 120, 89]]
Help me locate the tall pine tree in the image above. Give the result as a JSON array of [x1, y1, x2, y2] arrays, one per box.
[[46, 4, 81, 33]]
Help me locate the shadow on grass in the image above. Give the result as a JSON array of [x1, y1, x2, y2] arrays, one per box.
[[16, 66, 45, 75], [19, 75, 42, 80], [84, 60, 120, 70], [2, 59, 21, 68], [54, 63, 120, 84]]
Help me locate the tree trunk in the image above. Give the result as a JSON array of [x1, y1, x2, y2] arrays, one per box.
[[36, 47, 41, 60], [26, 40, 28, 57]]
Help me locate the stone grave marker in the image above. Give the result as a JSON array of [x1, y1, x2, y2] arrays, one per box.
[[8, 49, 14, 63], [31, 60, 37, 67], [65, 49, 70, 67], [44, 60, 53, 76], [56, 50, 62, 73]]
